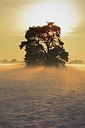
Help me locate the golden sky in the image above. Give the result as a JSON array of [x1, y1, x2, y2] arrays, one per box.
[[0, 0, 85, 61]]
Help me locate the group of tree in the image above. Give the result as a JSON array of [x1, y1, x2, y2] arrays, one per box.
[[19, 22, 69, 66], [0, 59, 18, 63], [69, 60, 85, 64]]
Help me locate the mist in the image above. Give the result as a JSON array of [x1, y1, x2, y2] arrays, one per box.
[[0, 64, 85, 127]]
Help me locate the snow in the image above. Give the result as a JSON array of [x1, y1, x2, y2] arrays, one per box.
[[0, 64, 85, 128]]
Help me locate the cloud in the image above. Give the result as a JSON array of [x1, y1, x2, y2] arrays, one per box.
[[68, 23, 85, 37], [0, 0, 41, 8]]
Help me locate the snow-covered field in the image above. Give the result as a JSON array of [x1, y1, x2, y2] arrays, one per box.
[[0, 64, 85, 128]]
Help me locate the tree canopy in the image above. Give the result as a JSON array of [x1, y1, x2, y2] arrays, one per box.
[[19, 22, 69, 66]]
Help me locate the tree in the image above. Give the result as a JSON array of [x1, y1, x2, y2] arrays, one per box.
[[19, 22, 69, 66], [10, 59, 17, 63]]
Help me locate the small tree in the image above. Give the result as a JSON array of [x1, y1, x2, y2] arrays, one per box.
[[19, 22, 69, 66]]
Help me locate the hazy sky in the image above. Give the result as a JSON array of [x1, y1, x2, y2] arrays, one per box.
[[0, 0, 85, 61]]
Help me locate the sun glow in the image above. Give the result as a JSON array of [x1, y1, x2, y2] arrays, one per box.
[[20, 0, 79, 35]]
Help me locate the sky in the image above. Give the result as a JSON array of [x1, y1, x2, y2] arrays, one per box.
[[0, 0, 85, 61]]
